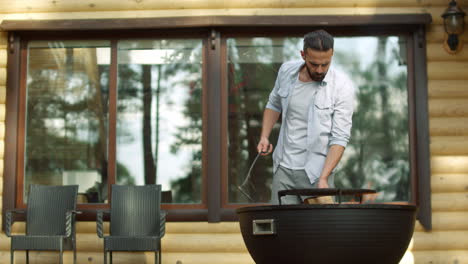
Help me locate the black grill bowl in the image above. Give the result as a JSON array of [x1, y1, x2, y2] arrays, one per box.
[[237, 204, 416, 264]]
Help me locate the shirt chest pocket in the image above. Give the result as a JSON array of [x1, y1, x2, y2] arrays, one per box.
[[314, 100, 333, 131]]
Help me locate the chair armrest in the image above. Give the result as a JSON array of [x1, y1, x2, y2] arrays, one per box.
[[5, 209, 26, 237], [160, 210, 167, 237], [65, 210, 82, 237], [96, 210, 110, 238]]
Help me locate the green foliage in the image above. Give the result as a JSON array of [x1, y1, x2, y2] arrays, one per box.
[[333, 37, 410, 202]]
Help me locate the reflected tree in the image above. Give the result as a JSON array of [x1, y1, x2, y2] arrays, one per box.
[[333, 37, 410, 202], [167, 59, 203, 203], [227, 38, 284, 203], [26, 45, 136, 203], [116, 40, 203, 203]]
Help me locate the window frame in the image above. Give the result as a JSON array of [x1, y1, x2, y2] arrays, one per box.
[[2, 14, 432, 229], [218, 26, 431, 230], [5, 30, 214, 222]]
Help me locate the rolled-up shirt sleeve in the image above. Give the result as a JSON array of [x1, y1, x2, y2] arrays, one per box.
[[265, 64, 284, 113], [329, 78, 356, 148]]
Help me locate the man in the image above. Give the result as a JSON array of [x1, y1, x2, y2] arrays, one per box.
[[257, 30, 355, 204]]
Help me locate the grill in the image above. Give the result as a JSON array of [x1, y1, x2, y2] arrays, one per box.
[[236, 188, 416, 264]]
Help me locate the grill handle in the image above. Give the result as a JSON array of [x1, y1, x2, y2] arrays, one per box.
[[277, 188, 376, 205], [252, 219, 276, 235]]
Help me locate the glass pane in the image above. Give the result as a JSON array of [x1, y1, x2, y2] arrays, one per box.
[[117, 39, 203, 204], [25, 40, 111, 203], [226, 38, 285, 203], [227, 36, 409, 203]]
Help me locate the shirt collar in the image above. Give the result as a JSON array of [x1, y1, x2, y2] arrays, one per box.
[[321, 67, 333, 86], [295, 61, 332, 87]]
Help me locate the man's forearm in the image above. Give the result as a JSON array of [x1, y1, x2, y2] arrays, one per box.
[[260, 108, 281, 139], [319, 145, 345, 181]]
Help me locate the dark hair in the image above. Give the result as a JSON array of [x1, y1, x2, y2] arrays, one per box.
[[303, 30, 334, 51]]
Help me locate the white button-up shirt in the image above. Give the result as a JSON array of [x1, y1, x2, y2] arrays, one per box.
[[266, 60, 355, 184], [281, 79, 320, 170]]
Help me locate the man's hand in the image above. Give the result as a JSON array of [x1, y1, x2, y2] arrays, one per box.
[[257, 137, 273, 155], [317, 177, 329, 189]]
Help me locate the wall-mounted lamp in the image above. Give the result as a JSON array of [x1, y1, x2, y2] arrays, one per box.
[[441, 0, 466, 53]]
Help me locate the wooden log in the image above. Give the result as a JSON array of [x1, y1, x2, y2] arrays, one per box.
[[428, 61, 468, 80], [163, 233, 247, 253], [6, 223, 107, 247], [160, 252, 254, 264], [430, 117, 468, 136], [9, 221, 106, 235], [0, 251, 156, 264], [399, 249, 414, 264], [0, 0, 447, 13], [0, 122, 4, 140], [0, 86, 5, 104], [0, 67, 6, 86], [70, 221, 241, 234], [0, 251, 254, 264], [413, 250, 468, 264], [431, 155, 468, 174], [427, 43, 468, 61], [75, 233, 103, 252], [413, 231, 468, 250], [430, 136, 468, 155], [0, 234, 10, 251], [78, 222, 106, 234], [2, 232, 248, 253], [0, 140, 4, 159], [8, 222, 24, 234], [0, 103, 5, 122], [429, 80, 468, 98], [427, 24, 468, 43], [431, 193, 468, 212], [0, 7, 438, 22], [167, 222, 240, 233], [429, 99, 468, 117], [0, 32, 7, 50], [415, 212, 468, 231], [432, 173, 468, 193], [0, 49, 6, 68]]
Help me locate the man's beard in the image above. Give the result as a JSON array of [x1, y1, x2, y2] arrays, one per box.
[[305, 65, 326, 82]]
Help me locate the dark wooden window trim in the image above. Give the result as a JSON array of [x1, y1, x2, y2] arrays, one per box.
[[206, 30, 223, 222], [4, 32, 21, 230], [2, 14, 432, 230], [1, 15, 431, 31], [412, 25, 432, 230]]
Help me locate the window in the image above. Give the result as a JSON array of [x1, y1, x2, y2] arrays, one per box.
[[20, 39, 204, 205], [3, 15, 431, 228], [116, 39, 203, 204], [22, 41, 111, 204], [226, 36, 411, 204]]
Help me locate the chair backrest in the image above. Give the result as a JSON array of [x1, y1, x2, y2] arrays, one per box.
[[26, 184, 78, 236], [110, 185, 162, 236]]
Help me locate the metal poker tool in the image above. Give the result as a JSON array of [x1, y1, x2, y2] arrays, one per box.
[[237, 151, 264, 202]]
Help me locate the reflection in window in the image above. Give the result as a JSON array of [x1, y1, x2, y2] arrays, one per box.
[[227, 38, 284, 203], [25, 41, 110, 203], [227, 36, 409, 203], [117, 39, 203, 204]]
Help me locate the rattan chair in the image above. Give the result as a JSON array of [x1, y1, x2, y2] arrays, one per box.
[[6, 184, 80, 264], [97, 184, 166, 264]]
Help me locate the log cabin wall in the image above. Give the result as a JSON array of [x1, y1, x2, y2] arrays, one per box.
[[0, 0, 467, 263]]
